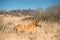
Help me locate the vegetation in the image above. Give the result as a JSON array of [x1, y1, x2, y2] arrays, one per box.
[[0, 5, 60, 40], [0, 5, 60, 21]]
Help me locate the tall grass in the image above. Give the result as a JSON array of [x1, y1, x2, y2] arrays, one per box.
[[0, 14, 60, 40]]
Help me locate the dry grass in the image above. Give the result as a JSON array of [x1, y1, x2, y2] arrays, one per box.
[[0, 15, 60, 40]]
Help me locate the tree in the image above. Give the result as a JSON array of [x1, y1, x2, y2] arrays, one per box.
[[46, 5, 60, 21]]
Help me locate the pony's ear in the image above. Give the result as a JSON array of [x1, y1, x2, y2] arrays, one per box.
[[36, 20, 42, 27]]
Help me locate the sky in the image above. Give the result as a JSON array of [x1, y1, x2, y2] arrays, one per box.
[[0, 0, 60, 10]]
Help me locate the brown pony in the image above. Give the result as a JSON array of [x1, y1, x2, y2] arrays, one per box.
[[15, 17, 41, 33]]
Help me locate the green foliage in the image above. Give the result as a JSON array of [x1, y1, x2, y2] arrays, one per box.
[[34, 5, 60, 21], [0, 5, 60, 21]]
